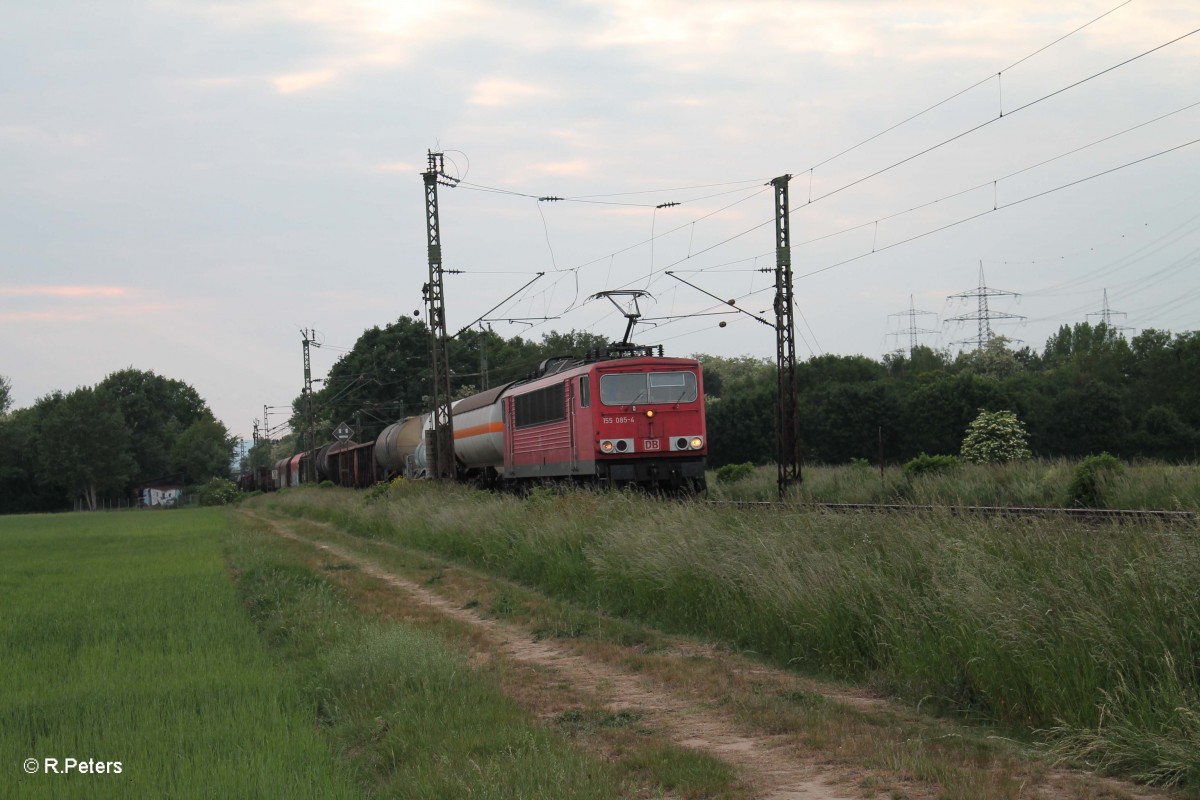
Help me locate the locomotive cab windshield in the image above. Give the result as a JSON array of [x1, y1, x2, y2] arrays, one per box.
[[599, 370, 698, 406]]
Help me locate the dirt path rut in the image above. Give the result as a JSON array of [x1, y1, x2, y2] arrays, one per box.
[[262, 516, 852, 800]]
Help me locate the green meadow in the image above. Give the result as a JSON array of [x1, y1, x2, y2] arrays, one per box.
[[0, 510, 359, 799], [1, 509, 650, 799]]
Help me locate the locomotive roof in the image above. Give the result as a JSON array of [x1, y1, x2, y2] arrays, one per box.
[[452, 346, 699, 410]]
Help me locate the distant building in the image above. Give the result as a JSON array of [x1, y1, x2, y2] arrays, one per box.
[[133, 474, 186, 508]]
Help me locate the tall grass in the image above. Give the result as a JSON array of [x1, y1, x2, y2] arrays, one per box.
[[264, 483, 1200, 789], [228, 521, 632, 799], [708, 460, 1200, 509], [0, 511, 359, 799]]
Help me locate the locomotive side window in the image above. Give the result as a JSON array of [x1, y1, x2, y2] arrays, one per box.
[[579, 376, 590, 408], [600, 371, 697, 405], [514, 383, 566, 428]]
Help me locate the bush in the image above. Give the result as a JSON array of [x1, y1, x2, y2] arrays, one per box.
[[318, 480, 335, 488], [1065, 452, 1123, 508], [196, 477, 239, 506], [903, 453, 960, 479], [960, 409, 1032, 464], [715, 462, 756, 484]]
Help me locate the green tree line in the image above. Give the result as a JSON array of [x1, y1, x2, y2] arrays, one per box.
[[263, 317, 1197, 471], [704, 323, 1200, 466], [0, 369, 235, 513]]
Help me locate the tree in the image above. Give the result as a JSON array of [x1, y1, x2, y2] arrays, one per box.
[[901, 372, 1008, 457], [960, 409, 1032, 464], [1041, 322, 1131, 383], [35, 387, 136, 510], [1127, 405, 1197, 462], [0, 407, 62, 513], [539, 329, 611, 356], [883, 345, 952, 378], [0, 374, 11, 416], [170, 416, 236, 482], [802, 382, 900, 464], [97, 368, 211, 480], [1043, 380, 1129, 457], [956, 336, 1022, 379], [704, 379, 774, 467], [798, 354, 886, 386]]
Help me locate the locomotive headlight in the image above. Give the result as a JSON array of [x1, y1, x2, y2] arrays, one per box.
[[645, 410, 655, 418], [690, 437, 704, 450], [600, 440, 614, 453]]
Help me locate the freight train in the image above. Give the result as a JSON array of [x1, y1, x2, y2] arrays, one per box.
[[248, 344, 708, 493]]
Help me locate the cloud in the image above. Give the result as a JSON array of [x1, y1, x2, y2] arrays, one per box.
[[0, 287, 177, 324], [468, 77, 554, 107], [0, 285, 130, 298], [0, 303, 176, 323], [271, 69, 338, 94], [0, 125, 92, 148], [535, 159, 594, 177], [374, 161, 420, 174], [0, 311, 94, 322]]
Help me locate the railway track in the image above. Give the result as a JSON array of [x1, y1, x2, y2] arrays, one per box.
[[706, 500, 1199, 524]]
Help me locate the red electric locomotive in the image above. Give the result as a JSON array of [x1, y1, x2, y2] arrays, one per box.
[[453, 344, 708, 492], [266, 294, 708, 493]]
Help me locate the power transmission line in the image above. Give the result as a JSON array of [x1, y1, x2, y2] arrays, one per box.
[[1086, 288, 1132, 333], [888, 295, 939, 355], [945, 264, 1027, 351]]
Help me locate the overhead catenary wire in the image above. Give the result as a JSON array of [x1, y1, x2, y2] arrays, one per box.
[[631, 137, 1200, 347], [606, 36, 1200, 336], [791, 137, 1200, 284], [797, 26, 1200, 209], [430, 14, 1197, 353], [642, 103, 1200, 311], [804, 0, 1135, 174]]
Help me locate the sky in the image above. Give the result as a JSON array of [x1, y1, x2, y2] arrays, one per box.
[[2, 0, 1198, 442]]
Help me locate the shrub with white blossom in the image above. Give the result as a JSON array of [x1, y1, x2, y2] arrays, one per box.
[[960, 409, 1032, 464]]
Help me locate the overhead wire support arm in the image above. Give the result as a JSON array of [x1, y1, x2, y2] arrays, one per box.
[[663, 272, 773, 328], [453, 272, 546, 338], [483, 317, 561, 329]]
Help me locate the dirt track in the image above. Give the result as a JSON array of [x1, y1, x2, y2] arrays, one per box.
[[253, 512, 1172, 800]]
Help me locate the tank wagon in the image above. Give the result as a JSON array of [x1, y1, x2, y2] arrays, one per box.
[[258, 345, 708, 493]]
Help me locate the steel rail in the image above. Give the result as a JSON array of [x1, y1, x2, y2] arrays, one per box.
[[705, 500, 1197, 524]]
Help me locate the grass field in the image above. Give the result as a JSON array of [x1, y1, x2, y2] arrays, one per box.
[[9, 489, 1200, 796], [1, 508, 679, 799], [708, 460, 1200, 509], [0, 510, 359, 799], [227, 516, 648, 799], [263, 481, 1200, 791]]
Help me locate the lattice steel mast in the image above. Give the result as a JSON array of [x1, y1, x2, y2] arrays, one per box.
[[300, 328, 317, 482], [1086, 288, 1130, 333], [422, 151, 458, 480], [771, 175, 801, 499], [888, 295, 939, 355], [946, 262, 1025, 351]]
